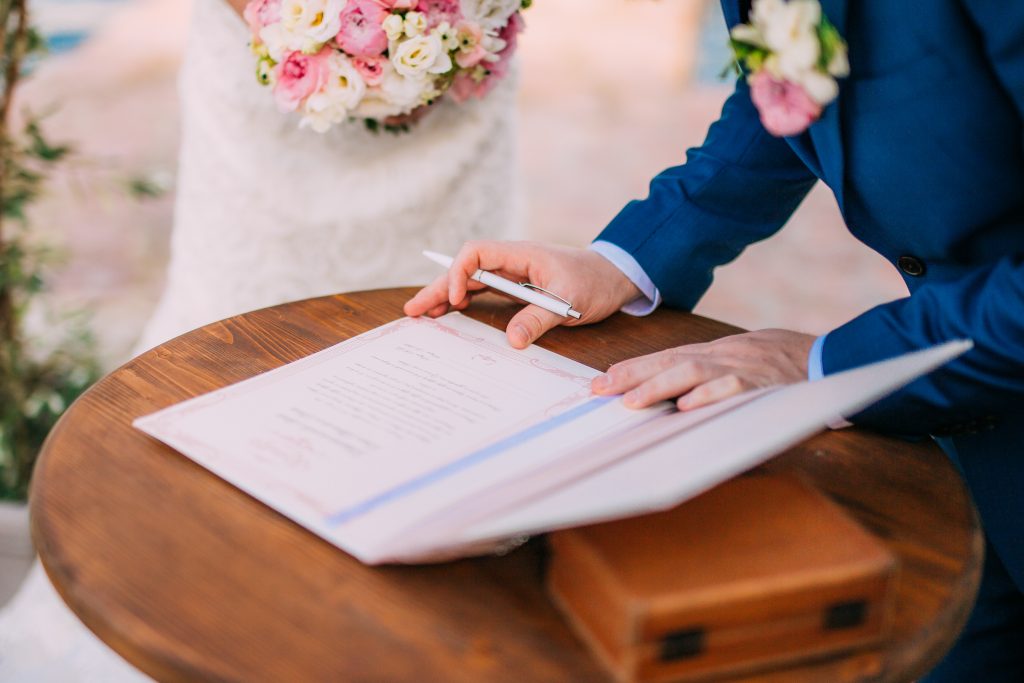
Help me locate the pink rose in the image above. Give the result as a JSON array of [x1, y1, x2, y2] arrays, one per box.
[[273, 49, 332, 112], [352, 55, 387, 86], [748, 71, 822, 137], [456, 44, 488, 69], [417, 0, 461, 27], [448, 70, 487, 104], [337, 0, 389, 58], [243, 0, 281, 37], [378, 0, 418, 9], [451, 12, 522, 102]]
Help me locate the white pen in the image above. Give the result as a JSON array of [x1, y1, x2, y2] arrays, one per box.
[[423, 250, 582, 320]]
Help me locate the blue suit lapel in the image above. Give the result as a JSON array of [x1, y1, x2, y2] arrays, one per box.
[[723, 0, 846, 198], [808, 0, 848, 208], [721, 0, 742, 28]]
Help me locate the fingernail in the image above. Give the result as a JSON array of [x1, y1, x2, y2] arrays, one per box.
[[592, 375, 609, 392], [623, 390, 639, 407], [510, 324, 529, 348]]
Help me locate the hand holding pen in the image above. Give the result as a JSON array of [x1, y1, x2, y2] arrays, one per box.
[[404, 241, 643, 349]]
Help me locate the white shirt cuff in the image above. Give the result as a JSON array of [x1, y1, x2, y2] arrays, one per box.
[[809, 334, 853, 430], [589, 241, 662, 316]]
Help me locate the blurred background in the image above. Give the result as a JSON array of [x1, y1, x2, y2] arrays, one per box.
[[25, 0, 907, 369]]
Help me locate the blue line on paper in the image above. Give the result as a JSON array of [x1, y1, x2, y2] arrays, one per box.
[[325, 395, 616, 527]]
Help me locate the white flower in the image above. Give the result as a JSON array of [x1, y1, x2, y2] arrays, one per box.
[[280, 0, 345, 52], [353, 64, 426, 118], [383, 13, 405, 41], [325, 53, 367, 108], [756, 0, 820, 80], [777, 38, 819, 81], [729, 23, 766, 49], [300, 54, 367, 132], [460, 0, 521, 31], [404, 11, 428, 38], [480, 30, 506, 58], [797, 69, 838, 104], [749, 0, 786, 30], [827, 44, 850, 78], [301, 97, 344, 133], [436, 21, 459, 51], [259, 23, 290, 62], [392, 32, 453, 78]]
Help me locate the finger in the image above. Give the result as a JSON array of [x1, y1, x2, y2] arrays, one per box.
[[451, 288, 487, 311], [507, 304, 564, 349], [425, 302, 451, 318], [449, 241, 545, 305], [438, 282, 488, 313], [404, 274, 451, 317], [407, 275, 488, 317], [592, 351, 699, 395], [621, 360, 715, 409], [677, 374, 748, 411]]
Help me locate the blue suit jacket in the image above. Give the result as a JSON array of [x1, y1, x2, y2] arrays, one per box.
[[596, 0, 1024, 588]]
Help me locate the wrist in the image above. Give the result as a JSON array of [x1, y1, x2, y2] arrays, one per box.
[[585, 246, 643, 308], [599, 254, 643, 308]]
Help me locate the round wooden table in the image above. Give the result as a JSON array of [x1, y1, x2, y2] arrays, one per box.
[[30, 289, 982, 682]]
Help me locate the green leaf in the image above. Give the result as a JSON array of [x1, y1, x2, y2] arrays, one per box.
[[726, 38, 769, 77], [125, 175, 166, 199], [816, 16, 847, 72], [25, 120, 71, 162]]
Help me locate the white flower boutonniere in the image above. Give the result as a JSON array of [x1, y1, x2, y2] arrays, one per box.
[[728, 0, 849, 136]]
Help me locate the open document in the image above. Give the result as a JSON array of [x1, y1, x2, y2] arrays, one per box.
[[134, 313, 970, 564]]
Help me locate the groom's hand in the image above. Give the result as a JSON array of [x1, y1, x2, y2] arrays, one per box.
[[404, 241, 642, 348], [591, 329, 816, 410]]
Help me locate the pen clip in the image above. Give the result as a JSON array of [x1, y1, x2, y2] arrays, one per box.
[[517, 282, 573, 308]]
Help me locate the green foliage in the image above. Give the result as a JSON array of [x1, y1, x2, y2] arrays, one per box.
[[0, 314, 99, 500], [723, 38, 768, 79], [0, 1, 100, 501], [816, 16, 845, 72], [124, 172, 168, 200]]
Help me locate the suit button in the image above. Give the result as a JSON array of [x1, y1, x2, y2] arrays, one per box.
[[898, 255, 926, 276]]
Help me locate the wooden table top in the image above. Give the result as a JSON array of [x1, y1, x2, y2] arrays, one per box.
[[30, 288, 982, 683]]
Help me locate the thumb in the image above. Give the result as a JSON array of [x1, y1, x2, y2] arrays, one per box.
[[507, 305, 564, 349]]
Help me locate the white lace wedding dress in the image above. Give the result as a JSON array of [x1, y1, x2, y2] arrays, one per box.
[[136, 0, 520, 353], [0, 0, 519, 678]]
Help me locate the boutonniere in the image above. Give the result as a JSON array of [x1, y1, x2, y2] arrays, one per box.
[[727, 0, 849, 137]]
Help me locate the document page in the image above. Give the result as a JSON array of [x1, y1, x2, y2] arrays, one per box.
[[134, 314, 663, 561]]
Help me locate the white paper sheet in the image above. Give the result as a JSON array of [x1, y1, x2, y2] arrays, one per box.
[[134, 314, 668, 561]]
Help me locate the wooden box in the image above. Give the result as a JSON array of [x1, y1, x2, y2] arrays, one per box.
[[546, 474, 897, 683]]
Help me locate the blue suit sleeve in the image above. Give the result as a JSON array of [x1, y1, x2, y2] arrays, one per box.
[[819, 1, 1024, 435], [822, 260, 1024, 434], [594, 78, 819, 311]]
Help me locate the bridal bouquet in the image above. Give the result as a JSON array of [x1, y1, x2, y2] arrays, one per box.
[[244, 0, 529, 132]]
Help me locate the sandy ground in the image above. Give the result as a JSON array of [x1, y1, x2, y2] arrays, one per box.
[[20, 0, 907, 367]]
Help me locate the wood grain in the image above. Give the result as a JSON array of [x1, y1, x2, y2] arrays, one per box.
[[29, 289, 982, 682]]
